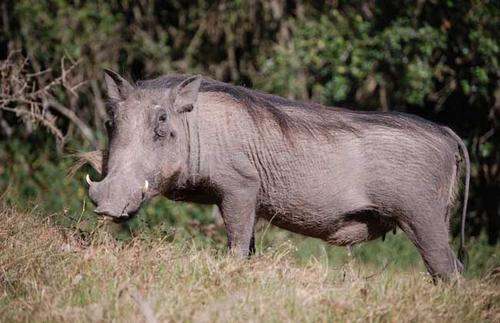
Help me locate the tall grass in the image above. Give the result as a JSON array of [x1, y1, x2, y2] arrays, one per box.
[[1, 206, 499, 322]]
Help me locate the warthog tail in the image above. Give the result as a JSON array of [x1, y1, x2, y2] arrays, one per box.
[[444, 127, 470, 268]]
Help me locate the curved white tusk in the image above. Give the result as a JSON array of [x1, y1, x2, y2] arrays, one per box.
[[85, 174, 93, 186], [142, 180, 149, 194]]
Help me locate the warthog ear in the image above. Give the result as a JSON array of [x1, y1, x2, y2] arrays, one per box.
[[172, 75, 202, 113], [103, 69, 133, 101]]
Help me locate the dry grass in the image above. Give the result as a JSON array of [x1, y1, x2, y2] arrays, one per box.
[[1, 206, 499, 323]]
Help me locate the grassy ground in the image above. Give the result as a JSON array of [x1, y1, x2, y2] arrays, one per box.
[[1, 205, 499, 322]]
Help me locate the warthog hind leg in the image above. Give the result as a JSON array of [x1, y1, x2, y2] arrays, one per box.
[[398, 213, 463, 281]]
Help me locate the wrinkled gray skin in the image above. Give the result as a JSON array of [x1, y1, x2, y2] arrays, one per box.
[[88, 70, 470, 280]]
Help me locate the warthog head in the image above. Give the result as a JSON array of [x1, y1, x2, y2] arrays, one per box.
[[87, 70, 201, 221]]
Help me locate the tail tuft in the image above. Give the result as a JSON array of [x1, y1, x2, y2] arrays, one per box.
[[458, 245, 469, 271], [444, 127, 470, 272], [67, 150, 106, 178]]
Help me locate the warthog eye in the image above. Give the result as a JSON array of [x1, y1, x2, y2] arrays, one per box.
[[104, 120, 114, 134], [154, 113, 170, 139]]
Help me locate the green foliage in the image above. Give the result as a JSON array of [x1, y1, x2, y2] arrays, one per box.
[[259, 1, 498, 112], [14, 1, 122, 59]]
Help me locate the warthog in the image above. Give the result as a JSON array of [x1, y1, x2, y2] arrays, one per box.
[[80, 70, 469, 280]]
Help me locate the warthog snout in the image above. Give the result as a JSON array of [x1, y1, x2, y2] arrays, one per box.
[[87, 174, 148, 221]]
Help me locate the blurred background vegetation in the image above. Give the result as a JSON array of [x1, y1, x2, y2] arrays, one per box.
[[0, 0, 498, 275]]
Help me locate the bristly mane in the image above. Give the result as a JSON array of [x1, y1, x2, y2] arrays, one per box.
[[136, 74, 357, 139], [135, 74, 446, 139]]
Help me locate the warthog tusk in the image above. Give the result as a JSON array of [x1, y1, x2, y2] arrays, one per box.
[[142, 180, 149, 195], [86, 174, 93, 186]]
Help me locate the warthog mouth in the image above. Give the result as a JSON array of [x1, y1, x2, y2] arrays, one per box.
[[97, 205, 139, 223], [88, 175, 149, 222], [105, 212, 136, 223]]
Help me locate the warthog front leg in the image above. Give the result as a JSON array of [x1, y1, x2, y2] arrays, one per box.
[[219, 188, 258, 258], [213, 204, 256, 255]]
